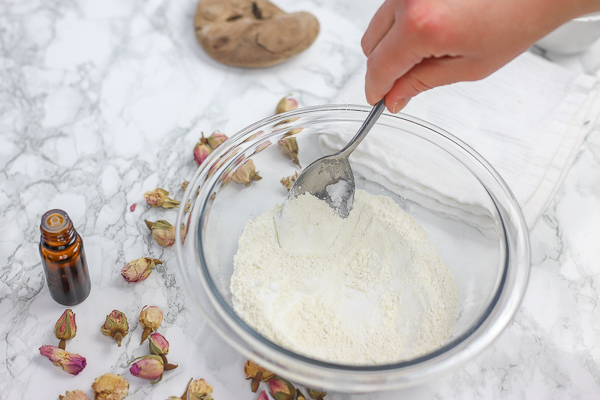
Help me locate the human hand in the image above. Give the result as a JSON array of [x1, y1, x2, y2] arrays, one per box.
[[362, 0, 599, 113]]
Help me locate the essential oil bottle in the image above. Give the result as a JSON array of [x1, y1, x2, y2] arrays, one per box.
[[39, 209, 91, 306]]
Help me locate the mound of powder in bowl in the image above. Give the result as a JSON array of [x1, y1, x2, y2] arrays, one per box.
[[230, 189, 458, 365]]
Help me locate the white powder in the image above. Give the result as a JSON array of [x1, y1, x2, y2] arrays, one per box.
[[230, 190, 458, 365]]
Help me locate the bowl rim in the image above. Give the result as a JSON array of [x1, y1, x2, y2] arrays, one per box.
[[176, 104, 530, 385]]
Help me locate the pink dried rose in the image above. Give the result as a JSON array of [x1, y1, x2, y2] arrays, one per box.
[[101, 310, 129, 347], [268, 377, 296, 400], [194, 133, 212, 166], [92, 373, 129, 400], [143, 188, 180, 209], [139, 305, 163, 344], [129, 355, 164, 383], [39, 345, 86, 376], [148, 332, 169, 355], [275, 95, 299, 114], [54, 309, 77, 350], [145, 219, 176, 247], [121, 257, 162, 283], [207, 130, 228, 149], [59, 390, 90, 400], [232, 159, 262, 187]]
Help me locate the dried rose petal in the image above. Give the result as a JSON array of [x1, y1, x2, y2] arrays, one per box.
[[130, 203, 137, 212], [101, 310, 129, 347], [59, 390, 90, 400], [54, 309, 76, 349], [296, 389, 307, 400], [39, 345, 86, 376], [207, 131, 228, 149], [145, 219, 176, 247], [91, 373, 129, 400], [181, 180, 189, 191], [121, 257, 162, 283], [130, 355, 164, 383]]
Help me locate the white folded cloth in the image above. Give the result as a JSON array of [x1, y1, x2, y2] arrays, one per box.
[[326, 52, 600, 228]]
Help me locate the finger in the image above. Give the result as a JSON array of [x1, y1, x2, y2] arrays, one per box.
[[364, 21, 423, 105], [361, 1, 397, 57], [386, 56, 469, 112], [386, 56, 489, 108]]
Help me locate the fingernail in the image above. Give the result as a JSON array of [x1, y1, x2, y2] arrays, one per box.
[[392, 97, 410, 113]]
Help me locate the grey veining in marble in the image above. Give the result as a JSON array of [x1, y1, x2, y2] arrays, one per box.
[[1, 0, 599, 399]]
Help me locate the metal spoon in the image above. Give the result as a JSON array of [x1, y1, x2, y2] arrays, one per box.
[[287, 99, 386, 218]]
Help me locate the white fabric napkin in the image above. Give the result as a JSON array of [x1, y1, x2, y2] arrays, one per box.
[[325, 52, 600, 228]]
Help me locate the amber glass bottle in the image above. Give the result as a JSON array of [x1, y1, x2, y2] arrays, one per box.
[[39, 209, 91, 306]]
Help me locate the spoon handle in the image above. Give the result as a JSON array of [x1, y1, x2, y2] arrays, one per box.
[[339, 99, 386, 156]]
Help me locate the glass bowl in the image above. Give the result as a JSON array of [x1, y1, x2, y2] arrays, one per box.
[[175, 105, 530, 392]]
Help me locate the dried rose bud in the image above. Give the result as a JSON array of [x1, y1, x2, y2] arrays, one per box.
[[39, 345, 86, 376], [181, 180, 189, 191], [145, 219, 176, 247], [275, 95, 299, 114], [101, 310, 129, 347], [130, 355, 164, 384], [59, 390, 89, 400], [91, 373, 129, 400], [121, 257, 162, 283], [148, 332, 169, 355], [307, 389, 327, 400], [143, 188, 180, 209], [232, 159, 262, 187], [130, 203, 137, 212], [244, 360, 276, 392], [257, 391, 269, 400], [296, 389, 307, 400], [194, 133, 212, 166], [55, 309, 77, 350], [139, 305, 163, 343], [268, 377, 296, 400], [280, 172, 299, 191], [188, 378, 214, 400], [278, 137, 300, 167], [207, 131, 228, 149]]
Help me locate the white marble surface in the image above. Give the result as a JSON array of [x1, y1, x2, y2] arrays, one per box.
[[1, 0, 599, 399]]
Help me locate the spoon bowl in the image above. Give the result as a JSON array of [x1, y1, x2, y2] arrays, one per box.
[[287, 100, 386, 217]]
